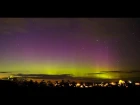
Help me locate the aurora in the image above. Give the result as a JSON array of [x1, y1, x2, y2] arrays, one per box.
[[0, 18, 140, 81]]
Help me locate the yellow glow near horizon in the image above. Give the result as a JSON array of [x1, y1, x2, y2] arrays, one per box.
[[0, 61, 117, 79]]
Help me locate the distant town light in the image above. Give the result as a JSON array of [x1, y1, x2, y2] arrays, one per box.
[[110, 82, 116, 85], [76, 83, 81, 87], [80, 85, 83, 88], [9, 75, 13, 78], [135, 83, 140, 85], [128, 80, 132, 83], [85, 86, 88, 88], [118, 80, 125, 85]]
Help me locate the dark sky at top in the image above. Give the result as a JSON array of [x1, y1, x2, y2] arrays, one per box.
[[0, 18, 140, 80]]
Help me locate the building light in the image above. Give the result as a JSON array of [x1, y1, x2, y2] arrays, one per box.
[[80, 85, 83, 88], [110, 82, 116, 85], [118, 80, 125, 85], [76, 83, 81, 87], [135, 83, 140, 85], [128, 80, 132, 83]]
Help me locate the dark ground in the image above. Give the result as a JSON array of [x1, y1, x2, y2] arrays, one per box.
[[0, 79, 139, 105], [0, 80, 139, 97]]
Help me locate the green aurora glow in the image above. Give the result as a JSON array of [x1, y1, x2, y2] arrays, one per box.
[[0, 60, 116, 79]]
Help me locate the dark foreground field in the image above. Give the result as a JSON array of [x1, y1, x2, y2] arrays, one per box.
[[5, 88, 138, 98], [0, 80, 139, 98], [4, 87, 139, 95]]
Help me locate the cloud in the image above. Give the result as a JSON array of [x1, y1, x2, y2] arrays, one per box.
[[14, 74, 101, 81], [9, 70, 140, 81], [87, 73, 105, 76], [14, 74, 74, 79], [0, 72, 11, 73], [100, 70, 140, 74]]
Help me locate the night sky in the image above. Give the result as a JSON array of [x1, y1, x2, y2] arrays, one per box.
[[0, 18, 140, 80]]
